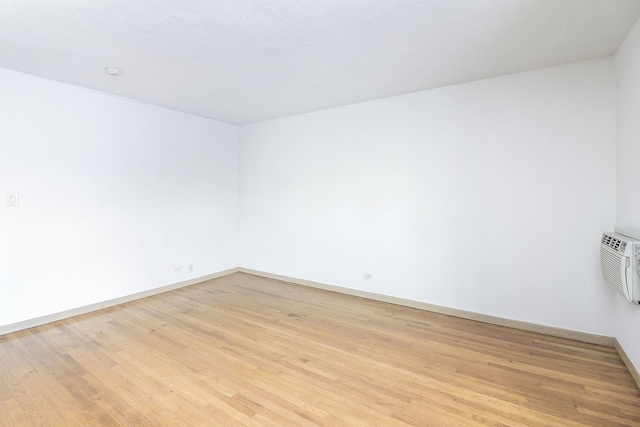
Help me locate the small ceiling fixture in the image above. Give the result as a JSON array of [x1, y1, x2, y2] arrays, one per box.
[[105, 67, 122, 77]]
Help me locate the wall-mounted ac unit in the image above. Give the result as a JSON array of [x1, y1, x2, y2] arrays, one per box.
[[600, 231, 640, 304]]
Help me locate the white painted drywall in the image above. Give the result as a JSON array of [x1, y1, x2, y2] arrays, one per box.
[[239, 58, 617, 335], [614, 17, 640, 370], [0, 68, 239, 327]]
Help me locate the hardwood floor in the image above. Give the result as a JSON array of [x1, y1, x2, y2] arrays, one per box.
[[1, 272, 639, 426]]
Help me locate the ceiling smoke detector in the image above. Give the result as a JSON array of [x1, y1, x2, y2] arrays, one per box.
[[105, 67, 122, 77]]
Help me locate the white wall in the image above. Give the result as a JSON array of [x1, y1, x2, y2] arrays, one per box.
[[0, 68, 239, 327], [615, 17, 640, 370], [240, 58, 617, 335], [0, 45, 624, 350]]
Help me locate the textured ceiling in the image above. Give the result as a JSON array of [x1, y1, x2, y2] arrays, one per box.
[[1, 0, 639, 125]]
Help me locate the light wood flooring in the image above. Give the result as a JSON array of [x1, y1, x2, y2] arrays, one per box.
[[1, 272, 639, 426]]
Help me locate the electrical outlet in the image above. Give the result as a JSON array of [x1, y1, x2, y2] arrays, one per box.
[[174, 266, 183, 273], [363, 273, 373, 281], [188, 264, 194, 273]]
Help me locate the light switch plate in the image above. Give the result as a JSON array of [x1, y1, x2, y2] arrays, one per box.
[[7, 192, 19, 206]]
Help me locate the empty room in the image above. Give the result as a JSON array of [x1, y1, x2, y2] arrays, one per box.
[[3, 0, 640, 425]]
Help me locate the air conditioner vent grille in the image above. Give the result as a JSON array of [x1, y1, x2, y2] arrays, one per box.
[[602, 234, 626, 252], [601, 246, 626, 298]]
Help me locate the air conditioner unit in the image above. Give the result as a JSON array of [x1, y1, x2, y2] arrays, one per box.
[[600, 231, 640, 304]]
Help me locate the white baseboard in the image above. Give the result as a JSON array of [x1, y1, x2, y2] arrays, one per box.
[[615, 339, 640, 389], [0, 268, 239, 336], [238, 268, 615, 347]]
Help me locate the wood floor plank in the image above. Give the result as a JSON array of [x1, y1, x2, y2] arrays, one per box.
[[1, 272, 639, 426]]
